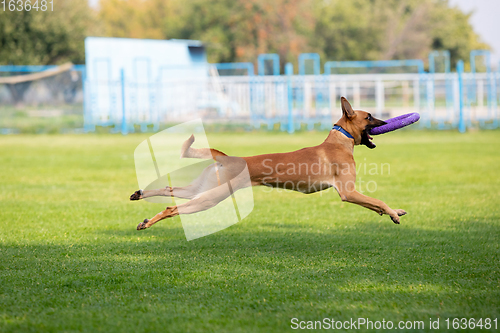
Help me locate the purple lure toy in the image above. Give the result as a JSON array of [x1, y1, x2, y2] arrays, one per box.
[[369, 112, 420, 135]]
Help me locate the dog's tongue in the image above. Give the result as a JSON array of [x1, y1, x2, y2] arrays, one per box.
[[365, 133, 376, 149], [362, 130, 377, 149]]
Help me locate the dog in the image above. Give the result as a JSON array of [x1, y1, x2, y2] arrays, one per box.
[[130, 97, 407, 230]]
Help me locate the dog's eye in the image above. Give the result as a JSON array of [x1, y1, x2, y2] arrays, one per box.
[[366, 115, 372, 120]]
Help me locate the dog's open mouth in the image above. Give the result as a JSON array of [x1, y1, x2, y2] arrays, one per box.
[[361, 130, 376, 149], [362, 121, 386, 149]]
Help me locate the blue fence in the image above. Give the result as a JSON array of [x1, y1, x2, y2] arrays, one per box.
[[0, 50, 499, 133]]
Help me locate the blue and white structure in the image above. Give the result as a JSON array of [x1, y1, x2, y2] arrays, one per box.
[[84, 37, 209, 132], [2, 45, 497, 134]]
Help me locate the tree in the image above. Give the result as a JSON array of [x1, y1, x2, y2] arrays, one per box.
[[312, 0, 488, 69], [98, 0, 315, 69], [430, 0, 489, 69], [312, 0, 385, 63], [0, 0, 96, 65], [98, 0, 178, 39], [96, 0, 489, 70]]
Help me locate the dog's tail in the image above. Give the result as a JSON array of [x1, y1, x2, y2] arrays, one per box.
[[180, 134, 227, 160]]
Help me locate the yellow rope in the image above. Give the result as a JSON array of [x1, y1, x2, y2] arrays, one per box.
[[0, 63, 74, 84]]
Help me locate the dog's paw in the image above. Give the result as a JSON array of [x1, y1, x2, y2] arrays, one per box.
[[394, 209, 407, 217], [130, 190, 143, 201], [390, 215, 400, 224], [137, 219, 149, 230], [390, 209, 406, 224], [389, 209, 399, 224]]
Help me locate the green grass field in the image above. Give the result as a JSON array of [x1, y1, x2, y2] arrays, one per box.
[[1, 130, 500, 332]]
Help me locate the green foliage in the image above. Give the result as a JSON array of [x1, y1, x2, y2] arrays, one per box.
[[98, 0, 173, 39], [98, 0, 315, 66], [430, 1, 489, 69], [0, 0, 96, 65], [96, 0, 489, 69], [0, 131, 499, 332], [313, 0, 386, 62], [313, 0, 489, 67], [0, 0, 489, 67]]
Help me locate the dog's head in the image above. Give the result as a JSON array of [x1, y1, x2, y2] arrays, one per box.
[[334, 97, 386, 149]]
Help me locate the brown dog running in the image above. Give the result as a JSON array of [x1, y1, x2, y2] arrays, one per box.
[[130, 96, 407, 230]]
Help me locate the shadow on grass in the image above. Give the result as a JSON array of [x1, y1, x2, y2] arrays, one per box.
[[1, 220, 499, 332]]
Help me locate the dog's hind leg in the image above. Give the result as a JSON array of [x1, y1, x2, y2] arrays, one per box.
[[180, 134, 227, 159], [136, 181, 240, 230], [131, 135, 226, 201], [130, 186, 198, 200], [131, 187, 200, 200], [130, 188, 170, 200], [130, 162, 223, 201], [131, 155, 246, 201], [136, 159, 250, 230]]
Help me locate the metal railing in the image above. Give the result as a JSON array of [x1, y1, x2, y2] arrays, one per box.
[[82, 71, 499, 133], [1, 52, 499, 134]]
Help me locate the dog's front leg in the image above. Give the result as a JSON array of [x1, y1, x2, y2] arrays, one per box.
[[335, 174, 406, 224], [340, 190, 406, 224]]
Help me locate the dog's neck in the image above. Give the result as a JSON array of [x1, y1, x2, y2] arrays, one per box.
[[331, 117, 362, 145], [332, 125, 353, 139], [323, 129, 355, 151]]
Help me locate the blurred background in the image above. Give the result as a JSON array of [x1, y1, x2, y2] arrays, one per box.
[[0, 0, 498, 134]]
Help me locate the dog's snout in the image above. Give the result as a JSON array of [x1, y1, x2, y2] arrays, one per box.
[[370, 120, 386, 128]]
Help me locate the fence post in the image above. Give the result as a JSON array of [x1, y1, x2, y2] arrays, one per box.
[[120, 68, 128, 135], [258, 54, 280, 76], [285, 63, 294, 134], [81, 67, 94, 132], [426, 75, 434, 128], [375, 79, 384, 118], [457, 60, 466, 133], [491, 69, 498, 129]]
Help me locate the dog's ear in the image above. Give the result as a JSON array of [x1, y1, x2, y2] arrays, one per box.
[[341, 97, 355, 119]]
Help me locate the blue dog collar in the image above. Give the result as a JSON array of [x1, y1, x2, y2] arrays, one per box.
[[332, 125, 354, 139]]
